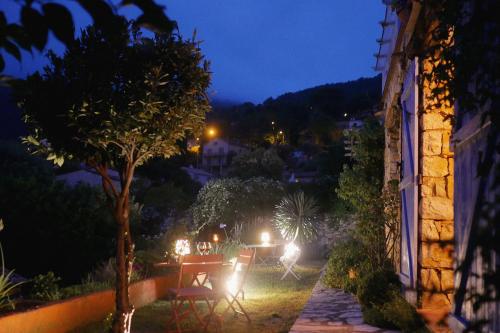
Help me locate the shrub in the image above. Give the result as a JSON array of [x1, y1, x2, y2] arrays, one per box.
[[29, 272, 61, 301], [357, 269, 428, 332], [362, 307, 397, 329], [0, 142, 116, 282], [273, 191, 319, 245], [378, 292, 428, 333], [0, 240, 23, 310], [356, 268, 400, 308], [323, 238, 365, 293], [89, 258, 116, 284], [213, 240, 243, 259]]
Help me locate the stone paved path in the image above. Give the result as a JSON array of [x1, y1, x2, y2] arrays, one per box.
[[289, 271, 400, 333]]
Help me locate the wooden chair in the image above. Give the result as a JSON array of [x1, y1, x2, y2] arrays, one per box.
[[221, 248, 255, 322], [167, 254, 224, 333]]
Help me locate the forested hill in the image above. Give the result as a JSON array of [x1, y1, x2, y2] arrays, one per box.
[[208, 75, 381, 146]]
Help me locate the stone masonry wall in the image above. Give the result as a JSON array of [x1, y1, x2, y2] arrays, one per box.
[[419, 59, 454, 309]]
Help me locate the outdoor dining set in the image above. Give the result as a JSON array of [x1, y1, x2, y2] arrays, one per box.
[[154, 234, 302, 332], [155, 248, 255, 332]]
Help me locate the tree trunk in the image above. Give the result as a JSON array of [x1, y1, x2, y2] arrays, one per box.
[[97, 163, 136, 333], [111, 197, 134, 333]]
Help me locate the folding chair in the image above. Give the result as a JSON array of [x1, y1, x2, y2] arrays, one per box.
[[280, 245, 301, 280], [167, 254, 224, 333], [221, 248, 255, 322]]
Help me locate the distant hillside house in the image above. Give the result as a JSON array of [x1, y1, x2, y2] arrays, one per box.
[[287, 171, 318, 184], [181, 165, 213, 185], [201, 138, 248, 175], [56, 168, 122, 190]]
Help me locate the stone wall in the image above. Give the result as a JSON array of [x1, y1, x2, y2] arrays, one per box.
[[419, 59, 454, 309]]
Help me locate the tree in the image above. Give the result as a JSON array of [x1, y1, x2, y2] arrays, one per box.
[[228, 148, 284, 180], [14, 20, 211, 333], [0, 0, 175, 74], [336, 117, 386, 269], [192, 177, 284, 241]]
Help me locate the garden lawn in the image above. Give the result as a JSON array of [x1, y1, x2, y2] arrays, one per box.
[[74, 261, 323, 333]]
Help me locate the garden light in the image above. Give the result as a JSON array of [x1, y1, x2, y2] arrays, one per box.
[[226, 263, 242, 295], [226, 272, 239, 296], [283, 242, 300, 261], [174, 239, 191, 256], [261, 231, 271, 245], [213, 234, 219, 243]]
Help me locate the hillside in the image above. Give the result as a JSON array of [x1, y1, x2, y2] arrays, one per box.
[[208, 75, 381, 146]]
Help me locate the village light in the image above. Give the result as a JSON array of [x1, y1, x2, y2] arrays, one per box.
[[207, 127, 217, 138], [174, 239, 191, 256], [261, 231, 271, 245]]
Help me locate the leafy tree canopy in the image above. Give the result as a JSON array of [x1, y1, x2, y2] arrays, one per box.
[[228, 148, 285, 180], [0, 0, 175, 73], [192, 177, 284, 234]]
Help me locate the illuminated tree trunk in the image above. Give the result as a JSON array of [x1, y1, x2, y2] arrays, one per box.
[[98, 164, 135, 333]]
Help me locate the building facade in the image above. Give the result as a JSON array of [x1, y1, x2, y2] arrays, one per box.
[[376, 1, 499, 332], [377, 0, 454, 313], [201, 138, 248, 175]]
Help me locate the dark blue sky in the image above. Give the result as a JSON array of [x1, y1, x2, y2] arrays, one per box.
[[2, 1, 385, 104]]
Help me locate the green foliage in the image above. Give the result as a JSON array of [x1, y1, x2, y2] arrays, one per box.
[[29, 271, 61, 301], [16, 21, 211, 168], [356, 268, 428, 332], [356, 269, 400, 308], [0, 0, 174, 73], [192, 177, 284, 234], [0, 241, 23, 310], [378, 292, 428, 333], [228, 148, 285, 180], [323, 238, 365, 293], [212, 240, 244, 259], [192, 178, 244, 233], [336, 118, 387, 270], [273, 191, 319, 245], [0, 142, 116, 282]]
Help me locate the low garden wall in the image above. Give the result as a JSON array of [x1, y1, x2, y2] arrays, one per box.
[[0, 273, 177, 333]]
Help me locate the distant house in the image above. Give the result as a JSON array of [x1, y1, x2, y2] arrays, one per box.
[[181, 165, 213, 186], [56, 168, 121, 189], [201, 138, 248, 175], [287, 171, 318, 184]]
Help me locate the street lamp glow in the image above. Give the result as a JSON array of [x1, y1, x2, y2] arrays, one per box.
[[279, 130, 283, 135], [261, 231, 271, 245], [207, 127, 217, 137]]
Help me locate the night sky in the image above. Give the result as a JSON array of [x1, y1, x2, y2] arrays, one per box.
[[2, 1, 385, 104]]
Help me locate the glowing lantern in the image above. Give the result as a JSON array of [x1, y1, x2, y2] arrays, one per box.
[[283, 242, 300, 262], [226, 262, 243, 296], [213, 234, 219, 243], [261, 232, 271, 245], [174, 239, 191, 256]]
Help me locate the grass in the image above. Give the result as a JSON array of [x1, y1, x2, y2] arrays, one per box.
[[73, 261, 323, 333]]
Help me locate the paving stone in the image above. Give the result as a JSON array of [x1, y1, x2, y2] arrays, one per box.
[[289, 267, 401, 333]]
